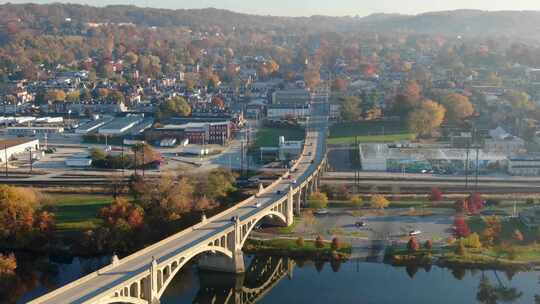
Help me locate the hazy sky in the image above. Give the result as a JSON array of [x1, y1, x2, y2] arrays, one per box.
[[4, 0, 540, 16]]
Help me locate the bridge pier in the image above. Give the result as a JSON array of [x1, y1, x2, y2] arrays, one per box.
[[294, 187, 302, 215], [286, 185, 294, 226], [198, 249, 245, 273]]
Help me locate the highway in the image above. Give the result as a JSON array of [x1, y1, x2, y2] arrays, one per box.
[[30, 103, 328, 304]]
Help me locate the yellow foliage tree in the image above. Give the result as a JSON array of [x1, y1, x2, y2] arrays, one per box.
[[370, 195, 390, 209]]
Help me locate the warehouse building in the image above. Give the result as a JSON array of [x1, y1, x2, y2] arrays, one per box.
[[0, 138, 40, 163], [359, 143, 507, 173]]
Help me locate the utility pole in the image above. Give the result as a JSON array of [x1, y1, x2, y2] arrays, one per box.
[[121, 140, 125, 178], [465, 140, 470, 190], [134, 148, 137, 176], [28, 147, 32, 175], [142, 144, 145, 178], [4, 145, 7, 177]]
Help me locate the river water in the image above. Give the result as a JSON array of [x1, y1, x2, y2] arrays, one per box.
[[11, 254, 540, 304]]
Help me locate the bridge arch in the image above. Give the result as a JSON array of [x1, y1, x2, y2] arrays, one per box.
[[156, 245, 233, 298], [239, 210, 287, 248]]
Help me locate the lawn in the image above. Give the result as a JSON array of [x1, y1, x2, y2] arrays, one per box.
[[253, 126, 305, 148], [48, 194, 114, 231], [328, 121, 416, 145]]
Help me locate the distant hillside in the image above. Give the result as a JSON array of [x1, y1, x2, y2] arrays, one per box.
[[357, 10, 540, 38], [2, 4, 540, 39]]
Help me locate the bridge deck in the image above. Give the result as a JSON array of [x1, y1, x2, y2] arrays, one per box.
[[32, 111, 327, 304]]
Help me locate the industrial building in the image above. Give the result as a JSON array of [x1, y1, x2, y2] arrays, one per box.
[[271, 89, 311, 106], [359, 143, 507, 173], [7, 126, 64, 136], [0, 138, 40, 163], [508, 155, 540, 176], [98, 116, 144, 136]]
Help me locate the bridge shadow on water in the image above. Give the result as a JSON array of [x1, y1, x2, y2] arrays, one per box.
[[159, 255, 299, 304]]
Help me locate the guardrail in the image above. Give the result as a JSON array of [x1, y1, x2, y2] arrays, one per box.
[[30, 124, 325, 304]]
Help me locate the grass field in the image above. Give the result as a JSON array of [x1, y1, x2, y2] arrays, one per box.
[[328, 121, 416, 145], [253, 126, 305, 148], [48, 194, 114, 231]]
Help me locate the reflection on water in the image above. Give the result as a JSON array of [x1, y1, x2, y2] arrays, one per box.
[[162, 256, 540, 304], [12, 253, 540, 304]]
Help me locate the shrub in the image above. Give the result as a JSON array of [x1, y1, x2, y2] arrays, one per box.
[[296, 236, 305, 247], [331, 237, 341, 250], [526, 198, 535, 205], [315, 235, 325, 248], [350, 195, 363, 208], [407, 237, 420, 252], [462, 233, 482, 249], [429, 187, 443, 202], [513, 229, 524, 242], [308, 192, 329, 209], [455, 241, 466, 256], [370, 195, 390, 209]]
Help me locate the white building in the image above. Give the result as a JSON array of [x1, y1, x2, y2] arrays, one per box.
[[508, 155, 540, 176], [0, 139, 40, 163], [484, 127, 525, 156], [98, 116, 143, 136]]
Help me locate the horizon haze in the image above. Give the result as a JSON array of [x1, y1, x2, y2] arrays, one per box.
[[2, 0, 540, 17]]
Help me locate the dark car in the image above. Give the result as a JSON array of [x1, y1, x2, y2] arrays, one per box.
[[354, 221, 367, 227]]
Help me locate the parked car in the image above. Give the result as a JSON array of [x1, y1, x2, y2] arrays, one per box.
[[314, 209, 329, 215], [409, 230, 421, 236], [354, 221, 367, 227], [255, 202, 262, 208], [230, 216, 239, 222]]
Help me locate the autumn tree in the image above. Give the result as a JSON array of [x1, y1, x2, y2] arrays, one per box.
[[308, 191, 329, 209], [99, 197, 144, 229], [332, 77, 348, 92], [370, 195, 390, 210], [392, 80, 422, 117], [157, 96, 191, 119], [0, 253, 16, 277], [440, 93, 474, 124], [0, 185, 54, 244], [196, 169, 236, 202], [304, 69, 321, 89], [350, 195, 363, 209], [45, 89, 66, 103], [407, 237, 420, 252], [211, 96, 225, 110], [424, 240, 433, 251], [429, 187, 443, 202], [407, 100, 446, 137], [454, 216, 471, 238], [482, 216, 502, 246], [331, 237, 341, 250], [339, 96, 361, 122]]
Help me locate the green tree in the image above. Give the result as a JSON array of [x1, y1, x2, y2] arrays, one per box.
[[158, 96, 191, 119], [308, 191, 329, 209]]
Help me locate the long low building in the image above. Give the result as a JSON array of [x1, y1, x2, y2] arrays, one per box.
[[7, 126, 64, 136], [98, 116, 144, 136], [359, 143, 507, 173], [0, 138, 40, 163]]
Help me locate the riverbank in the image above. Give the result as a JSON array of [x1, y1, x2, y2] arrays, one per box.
[[244, 238, 351, 260], [386, 243, 540, 271]]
